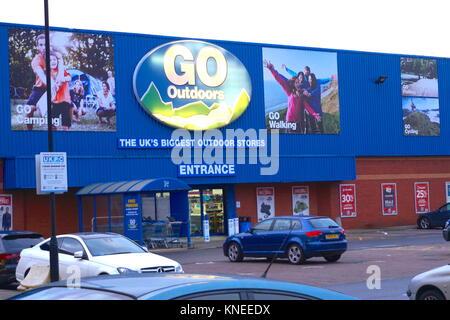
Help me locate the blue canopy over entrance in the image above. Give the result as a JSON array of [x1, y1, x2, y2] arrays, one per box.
[[76, 178, 191, 195], [76, 178, 191, 247]]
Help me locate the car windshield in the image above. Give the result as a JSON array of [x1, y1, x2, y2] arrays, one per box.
[[84, 236, 146, 256], [308, 218, 340, 229], [2, 235, 44, 252]]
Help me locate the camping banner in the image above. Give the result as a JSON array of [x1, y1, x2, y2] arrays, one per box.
[[9, 28, 116, 132]]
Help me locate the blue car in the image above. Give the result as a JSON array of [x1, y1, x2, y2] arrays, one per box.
[[10, 273, 356, 300], [223, 216, 347, 264], [417, 203, 450, 229]]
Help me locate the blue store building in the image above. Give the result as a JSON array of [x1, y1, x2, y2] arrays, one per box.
[[2, 21, 450, 241]]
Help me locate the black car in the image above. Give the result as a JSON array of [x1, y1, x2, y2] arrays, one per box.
[[0, 231, 44, 285], [417, 203, 450, 229], [443, 219, 450, 241]]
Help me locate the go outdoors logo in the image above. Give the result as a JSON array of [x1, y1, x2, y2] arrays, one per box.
[[133, 40, 252, 130]]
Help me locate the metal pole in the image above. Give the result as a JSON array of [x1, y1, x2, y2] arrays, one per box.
[[44, 0, 59, 282]]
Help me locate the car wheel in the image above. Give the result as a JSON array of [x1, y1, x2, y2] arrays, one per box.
[[227, 242, 243, 262], [324, 255, 341, 263], [418, 217, 431, 229], [287, 244, 305, 265], [417, 289, 446, 300]]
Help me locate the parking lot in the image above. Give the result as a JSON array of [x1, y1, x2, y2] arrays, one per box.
[[1, 227, 447, 300]]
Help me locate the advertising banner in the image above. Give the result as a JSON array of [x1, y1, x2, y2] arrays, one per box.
[[414, 182, 430, 214], [381, 183, 398, 216], [0, 195, 13, 231], [9, 28, 116, 131], [256, 187, 275, 222], [401, 57, 439, 136], [339, 184, 357, 218], [133, 40, 252, 131], [262, 47, 340, 134], [292, 186, 309, 216], [123, 194, 142, 244]]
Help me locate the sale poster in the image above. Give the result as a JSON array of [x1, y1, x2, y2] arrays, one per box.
[[339, 184, 357, 218], [414, 182, 430, 214], [256, 187, 275, 222], [292, 186, 309, 216], [381, 183, 398, 215]]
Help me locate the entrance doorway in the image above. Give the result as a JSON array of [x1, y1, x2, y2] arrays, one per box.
[[188, 188, 225, 236]]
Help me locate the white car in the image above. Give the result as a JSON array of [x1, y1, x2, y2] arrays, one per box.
[[407, 264, 450, 300], [16, 232, 183, 282]]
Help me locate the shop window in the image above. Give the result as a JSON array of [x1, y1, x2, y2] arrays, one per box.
[[188, 188, 226, 236], [142, 193, 171, 222], [81, 196, 94, 232], [109, 194, 124, 235], [189, 190, 201, 235]]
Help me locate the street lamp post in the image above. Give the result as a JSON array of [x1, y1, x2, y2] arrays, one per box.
[[43, 0, 59, 282]]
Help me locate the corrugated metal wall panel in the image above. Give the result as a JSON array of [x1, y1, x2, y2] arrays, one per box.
[[4, 156, 355, 189], [1, 22, 449, 187]]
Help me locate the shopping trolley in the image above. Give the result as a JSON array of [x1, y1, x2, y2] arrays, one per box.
[[143, 222, 169, 249], [166, 221, 184, 248]]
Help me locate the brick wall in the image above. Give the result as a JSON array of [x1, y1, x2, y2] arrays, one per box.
[[234, 157, 450, 230], [7, 189, 79, 237]]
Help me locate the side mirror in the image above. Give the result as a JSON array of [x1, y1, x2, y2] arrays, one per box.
[[74, 251, 88, 260]]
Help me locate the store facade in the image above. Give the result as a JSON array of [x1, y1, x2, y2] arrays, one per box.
[[1, 22, 450, 238]]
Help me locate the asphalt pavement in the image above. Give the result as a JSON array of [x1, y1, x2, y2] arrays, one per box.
[[153, 225, 430, 253], [1, 225, 446, 300]]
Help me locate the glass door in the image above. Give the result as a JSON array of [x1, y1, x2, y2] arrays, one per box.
[[188, 190, 202, 235], [188, 188, 226, 236], [203, 189, 224, 235]]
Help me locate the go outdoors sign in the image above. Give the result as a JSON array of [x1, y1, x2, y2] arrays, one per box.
[[133, 40, 252, 130]]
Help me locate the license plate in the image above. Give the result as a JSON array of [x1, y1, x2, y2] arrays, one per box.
[[325, 234, 339, 240]]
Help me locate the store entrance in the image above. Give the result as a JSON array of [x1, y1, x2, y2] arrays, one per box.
[[188, 188, 225, 236]]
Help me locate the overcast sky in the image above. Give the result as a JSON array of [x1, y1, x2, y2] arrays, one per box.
[[0, 0, 448, 58]]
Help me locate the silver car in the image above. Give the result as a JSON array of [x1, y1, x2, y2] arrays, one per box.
[[407, 265, 450, 300]]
